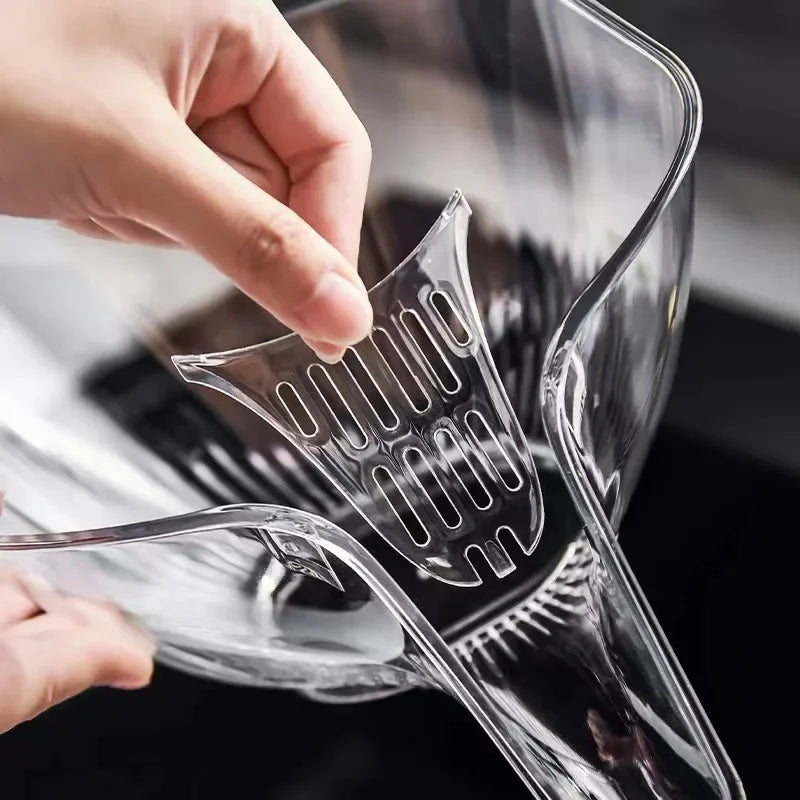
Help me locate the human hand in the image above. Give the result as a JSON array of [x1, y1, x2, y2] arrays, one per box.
[[0, 493, 154, 734], [0, 569, 155, 735], [0, 0, 372, 362]]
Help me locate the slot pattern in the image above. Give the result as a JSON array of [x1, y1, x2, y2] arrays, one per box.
[[342, 348, 399, 431], [434, 427, 493, 510], [403, 447, 461, 530], [275, 381, 318, 438], [399, 308, 462, 395], [307, 364, 368, 450], [370, 327, 431, 413], [372, 465, 430, 547], [465, 409, 524, 491], [429, 289, 472, 347]]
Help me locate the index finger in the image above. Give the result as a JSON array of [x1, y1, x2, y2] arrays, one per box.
[[247, 7, 371, 266]]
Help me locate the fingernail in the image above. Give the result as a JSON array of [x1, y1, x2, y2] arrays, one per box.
[[110, 677, 152, 690], [293, 269, 373, 346], [303, 338, 347, 364]]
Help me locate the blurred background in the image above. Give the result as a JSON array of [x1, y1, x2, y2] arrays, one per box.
[[1, 0, 794, 797]]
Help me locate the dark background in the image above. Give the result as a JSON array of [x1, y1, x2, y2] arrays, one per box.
[[606, 0, 800, 172], [2, 1, 796, 797]]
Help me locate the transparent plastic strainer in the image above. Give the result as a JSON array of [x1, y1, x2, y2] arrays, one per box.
[[173, 189, 548, 587], [0, 0, 745, 797]]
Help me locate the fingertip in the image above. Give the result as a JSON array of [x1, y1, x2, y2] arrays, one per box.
[[95, 633, 155, 691], [109, 658, 154, 691], [291, 268, 373, 346], [302, 337, 347, 364]]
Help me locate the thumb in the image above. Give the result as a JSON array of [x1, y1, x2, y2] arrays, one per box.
[[120, 112, 373, 348]]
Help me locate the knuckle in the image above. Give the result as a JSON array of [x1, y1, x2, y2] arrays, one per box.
[[358, 123, 373, 160], [235, 213, 305, 280], [350, 121, 372, 168], [216, 1, 276, 81]]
